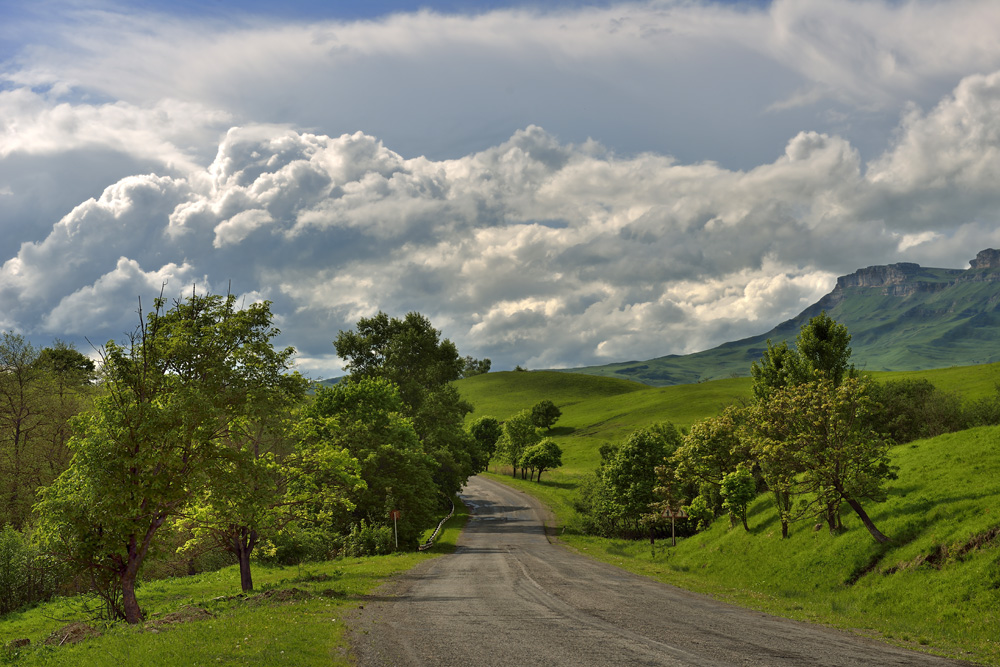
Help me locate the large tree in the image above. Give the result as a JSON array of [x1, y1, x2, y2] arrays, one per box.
[[750, 375, 896, 543], [177, 370, 361, 593], [36, 293, 299, 622], [599, 425, 680, 539], [334, 312, 479, 499], [519, 439, 562, 482], [296, 378, 439, 548]]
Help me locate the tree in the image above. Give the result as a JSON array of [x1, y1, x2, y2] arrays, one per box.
[[36, 293, 299, 622], [296, 378, 440, 549], [720, 465, 756, 531], [176, 370, 362, 593], [600, 426, 677, 539], [530, 400, 562, 432], [460, 356, 492, 378], [749, 313, 858, 531], [753, 375, 896, 543], [334, 312, 478, 499], [794, 312, 855, 386], [495, 410, 541, 478], [468, 416, 502, 472], [519, 439, 562, 482], [750, 312, 855, 401], [750, 340, 798, 402], [673, 405, 751, 518]]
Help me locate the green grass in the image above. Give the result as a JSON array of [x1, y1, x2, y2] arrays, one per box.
[[459, 365, 1000, 664], [1, 500, 468, 665]]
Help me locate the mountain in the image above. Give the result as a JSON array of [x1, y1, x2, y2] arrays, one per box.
[[563, 249, 1000, 386]]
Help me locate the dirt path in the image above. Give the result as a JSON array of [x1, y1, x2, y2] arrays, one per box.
[[348, 475, 973, 666]]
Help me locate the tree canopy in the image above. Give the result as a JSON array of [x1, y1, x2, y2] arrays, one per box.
[[334, 312, 479, 499], [35, 294, 309, 622]]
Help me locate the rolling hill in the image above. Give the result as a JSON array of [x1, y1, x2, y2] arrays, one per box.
[[564, 248, 1000, 386]]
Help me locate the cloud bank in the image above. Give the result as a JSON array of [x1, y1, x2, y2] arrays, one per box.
[[3, 1, 1000, 376]]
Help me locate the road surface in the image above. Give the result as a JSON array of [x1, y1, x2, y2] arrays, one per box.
[[348, 475, 973, 666]]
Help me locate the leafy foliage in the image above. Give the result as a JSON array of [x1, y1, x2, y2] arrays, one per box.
[[468, 416, 502, 471], [334, 312, 479, 499], [530, 399, 561, 431], [495, 409, 541, 478], [519, 439, 563, 482], [35, 293, 303, 622]]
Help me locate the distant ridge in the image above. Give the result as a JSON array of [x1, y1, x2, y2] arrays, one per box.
[[564, 249, 1000, 387]]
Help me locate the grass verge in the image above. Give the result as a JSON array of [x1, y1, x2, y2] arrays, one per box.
[[1, 499, 468, 666]]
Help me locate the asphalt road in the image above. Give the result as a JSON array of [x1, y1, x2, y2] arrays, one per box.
[[348, 475, 973, 666]]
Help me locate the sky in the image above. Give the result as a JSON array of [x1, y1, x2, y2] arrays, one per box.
[[2, 0, 1000, 378]]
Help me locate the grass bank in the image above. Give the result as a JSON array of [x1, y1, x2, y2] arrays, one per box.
[[1, 500, 468, 666]]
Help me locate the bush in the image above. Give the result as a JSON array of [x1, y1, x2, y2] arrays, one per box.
[[255, 524, 340, 565], [869, 379, 965, 443], [342, 521, 395, 557]]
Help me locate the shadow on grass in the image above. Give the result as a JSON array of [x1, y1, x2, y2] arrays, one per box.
[[544, 426, 576, 436], [535, 479, 578, 491]]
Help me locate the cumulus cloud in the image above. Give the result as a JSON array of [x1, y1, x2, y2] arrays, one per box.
[[5, 2, 1000, 375]]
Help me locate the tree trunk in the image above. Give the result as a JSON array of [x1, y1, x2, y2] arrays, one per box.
[[741, 510, 749, 532], [536, 468, 544, 483], [826, 502, 838, 535], [781, 519, 788, 539], [120, 516, 165, 623], [841, 493, 891, 544], [234, 526, 258, 593], [121, 571, 143, 623]]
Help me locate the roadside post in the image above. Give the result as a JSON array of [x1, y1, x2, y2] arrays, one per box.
[[390, 509, 401, 549], [661, 506, 688, 547]]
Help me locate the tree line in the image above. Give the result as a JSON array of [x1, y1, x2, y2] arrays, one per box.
[[469, 399, 564, 482], [0, 296, 489, 624]]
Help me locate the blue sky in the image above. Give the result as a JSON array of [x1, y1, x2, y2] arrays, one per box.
[[2, 0, 1000, 376]]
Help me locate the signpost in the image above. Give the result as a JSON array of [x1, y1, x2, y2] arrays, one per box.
[[390, 510, 401, 549], [661, 506, 688, 547]]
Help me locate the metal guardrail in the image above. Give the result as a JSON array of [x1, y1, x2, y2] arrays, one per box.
[[418, 498, 456, 551]]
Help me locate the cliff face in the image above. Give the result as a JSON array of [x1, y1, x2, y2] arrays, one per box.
[[826, 250, 1000, 303], [969, 248, 1000, 269], [835, 262, 924, 291]]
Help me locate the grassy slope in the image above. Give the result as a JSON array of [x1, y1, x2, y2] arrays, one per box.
[[459, 367, 1000, 664], [0, 502, 469, 665]]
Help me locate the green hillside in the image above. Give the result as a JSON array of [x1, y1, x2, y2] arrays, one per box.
[[458, 365, 1000, 663], [565, 253, 1000, 386]]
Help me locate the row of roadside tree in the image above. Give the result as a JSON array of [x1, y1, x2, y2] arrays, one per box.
[[1, 295, 488, 623]]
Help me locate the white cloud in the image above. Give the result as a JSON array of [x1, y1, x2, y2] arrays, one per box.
[[5, 2, 1000, 375]]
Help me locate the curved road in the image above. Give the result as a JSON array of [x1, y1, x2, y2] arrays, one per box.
[[349, 476, 972, 666]]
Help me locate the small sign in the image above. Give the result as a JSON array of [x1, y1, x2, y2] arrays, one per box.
[[661, 507, 688, 519], [390, 510, 401, 520]]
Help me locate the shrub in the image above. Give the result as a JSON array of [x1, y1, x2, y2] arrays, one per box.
[[342, 521, 395, 557]]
